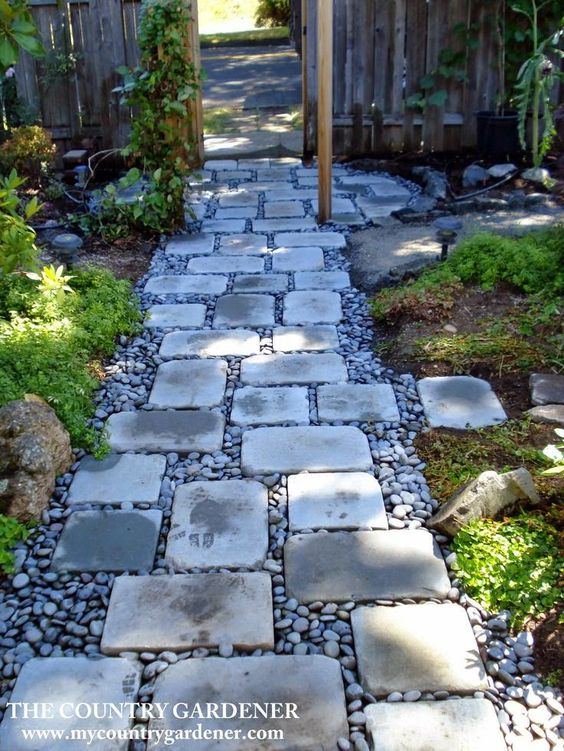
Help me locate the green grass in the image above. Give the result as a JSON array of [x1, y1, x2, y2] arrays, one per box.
[[0, 515, 29, 574], [203, 108, 235, 134], [198, 0, 260, 33], [200, 27, 289, 47]]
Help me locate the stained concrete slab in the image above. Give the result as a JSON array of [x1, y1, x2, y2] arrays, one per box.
[[364, 700, 507, 751], [283, 290, 343, 325], [352, 603, 487, 696], [51, 510, 162, 572], [165, 480, 268, 569], [144, 304, 207, 329], [0, 657, 140, 751], [144, 275, 227, 296], [240, 353, 348, 385], [417, 376, 507, 428], [213, 294, 275, 328], [165, 235, 214, 256], [253, 218, 317, 232], [317, 383, 400, 422], [200, 219, 246, 234], [256, 167, 292, 181], [284, 530, 451, 602], [271, 246, 325, 272], [188, 256, 264, 274], [147, 656, 348, 751], [218, 233, 268, 255], [232, 273, 288, 293], [204, 159, 238, 170], [275, 232, 347, 248], [218, 191, 259, 208], [107, 411, 225, 454], [312, 197, 357, 214], [67, 454, 166, 505], [264, 200, 306, 218], [101, 573, 274, 653], [160, 329, 260, 357], [231, 386, 310, 425], [215, 207, 257, 220], [288, 472, 388, 531], [294, 271, 351, 290], [149, 360, 227, 409], [273, 325, 340, 352], [241, 426, 373, 475]]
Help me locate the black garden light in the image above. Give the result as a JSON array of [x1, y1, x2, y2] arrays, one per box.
[[433, 217, 463, 261], [51, 232, 83, 266]]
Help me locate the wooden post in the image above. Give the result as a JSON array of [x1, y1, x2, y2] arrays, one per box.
[[317, 0, 332, 223], [188, 0, 204, 167], [301, 0, 309, 158]]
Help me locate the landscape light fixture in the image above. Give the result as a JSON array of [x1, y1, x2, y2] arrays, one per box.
[[433, 217, 463, 261], [51, 232, 83, 266]]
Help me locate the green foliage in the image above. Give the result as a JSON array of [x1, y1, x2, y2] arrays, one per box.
[[43, 178, 65, 202], [0, 125, 56, 180], [0, 0, 44, 73], [0, 169, 41, 275], [255, 0, 290, 28], [0, 514, 28, 573], [452, 513, 562, 628], [115, 0, 201, 231], [541, 428, 564, 476], [26, 264, 74, 305], [0, 268, 141, 452]]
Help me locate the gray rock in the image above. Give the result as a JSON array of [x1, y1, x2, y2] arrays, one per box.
[[488, 164, 518, 179], [526, 404, 564, 426], [417, 376, 507, 429], [522, 167, 551, 185], [463, 165, 490, 188], [530, 373, 564, 406]]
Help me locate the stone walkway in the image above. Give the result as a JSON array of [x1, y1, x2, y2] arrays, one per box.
[[0, 159, 560, 751]]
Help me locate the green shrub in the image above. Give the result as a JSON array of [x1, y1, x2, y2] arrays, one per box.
[[0, 125, 56, 180], [255, 0, 290, 27], [0, 515, 29, 573], [0, 169, 41, 275], [451, 513, 562, 629], [0, 267, 141, 453]]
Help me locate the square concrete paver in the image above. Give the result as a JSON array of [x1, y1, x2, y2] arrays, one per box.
[[160, 329, 260, 357], [312, 197, 356, 214], [165, 235, 214, 256], [213, 294, 275, 328], [147, 656, 348, 751], [107, 411, 225, 454], [67, 454, 166, 505], [253, 218, 316, 233], [284, 531, 451, 602], [201, 219, 246, 234], [364, 700, 507, 751], [51, 510, 162, 572], [294, 271, 351, 290], [232, 274, 288, 293], [215, 207, 257, 220], [318, 383, 400, 422], [188, 256, 264, 274], [0, 657, 140, 751], [274, 232, 347, 248], [144, 275, 227, 295], [272, 246, 325, 272], [352, 603, 487, 696], [144, 304, 206, 329], [242, 426, 373, 475], [264, 200, 306, 218], [283, 290, 343, 325], [288, 472, 388, 531], [273, 325, 340, 352], [101, 573, 274, 653], [218, 191, 259, 208], [231, 386, 310, 425], [149, 360, 227, 409], [218, 233, 268, 256], [417, 376, 507, 428], [241, 353, 348, 385], [165, 480, 268, 569]]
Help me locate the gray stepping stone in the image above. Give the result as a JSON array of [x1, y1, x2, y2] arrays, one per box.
[[357, 196, 407, 219], [165, 480, 268, 569], [241, 426, 373, 475], [218, 191, 259, 208], [273, 325, 340, 352], [274, 232, 347, 248], [144, 304, 206, 329], [257, 167, 292, 181], [215, 206, 256, 220], [67, 454, 166, 505], [312, 196, 357, 214], [527, 404, 564, 426], [200, 219, 246, 233], [241, 353, 348, 385], [283, 290, 343, 325], [204, 159, 238, 169], [232, 273, 288, 293], [218, 233, 268, 255], [216, 170, 252, 181], [294, 270, 351, 290], [272, 246, 325, 272], [318, 383, 400, 422], [187, 256, 264, 274], [417, 376, 507, 428], [231, 386, 310, 425], [288, 471, 388, 531], [0, 657, 140, 751], [146, 655, 348, 751], [264, 200, 306, 218], [149, 360, 227, 409], [144, 275, 227, 295], [160, 329, 260, 357], [51, 510, 162, 572], [364, 700, 507, 751], [213, 294, 275, 328], [165, 235, 214, 256], [352, 603, 487, 696], [530, 372, 564, 405], [107, 411, 225, 454], [284, 530, 451, 602], [253, 218, 317, 232], [101, 573, 274, 653]]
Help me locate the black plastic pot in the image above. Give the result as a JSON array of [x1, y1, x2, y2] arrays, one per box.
[[475, 110, 521, 159]]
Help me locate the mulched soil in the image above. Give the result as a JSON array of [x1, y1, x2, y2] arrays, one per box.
[[530, 606, 564, 692]]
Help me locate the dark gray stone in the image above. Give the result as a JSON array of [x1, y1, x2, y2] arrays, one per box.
[[107, 411, 225, 454], [530, 373, 564, 406], [463, 165, 490, 188], [67, 454, 166, 505], [527, 404, 564, 426]]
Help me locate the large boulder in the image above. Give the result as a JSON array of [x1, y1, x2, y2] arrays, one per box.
[[429, 468, 540, 537], [0, 399, 73, 521]]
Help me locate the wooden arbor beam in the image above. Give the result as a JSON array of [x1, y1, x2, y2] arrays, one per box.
[[317, 0, 333, 223]]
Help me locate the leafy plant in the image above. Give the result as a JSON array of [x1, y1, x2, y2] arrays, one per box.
[[255, 0, 291, 28], [40, 49, 82, 88], [43, 178, 65, 202], [26, 264, 74, 305], [0, 0, 44, 74], [451, 513, 562, 629], [541, 429, 564, 476], [0, 514, 29, 573], [0, 169, 40, 275], [0, 125, 56, 180]]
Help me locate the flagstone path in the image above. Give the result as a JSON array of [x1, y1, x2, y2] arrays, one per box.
[[0, 159, 549, 751]]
